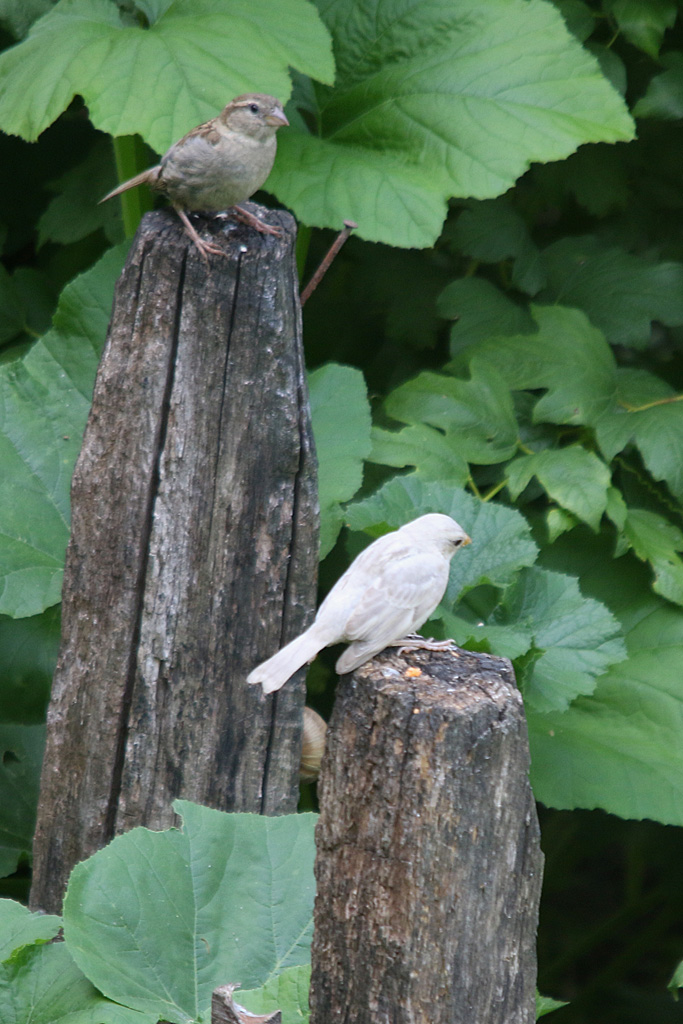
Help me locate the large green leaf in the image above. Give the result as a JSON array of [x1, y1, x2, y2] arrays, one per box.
[[63, 802, 317, 1024], [383, 360, 519, 465], [268, 0, 634, 246], [308, 363, 371, 558], [438, 277, 535, 355], [0, 942, 155, 1024], [0, 724, 45, 877], [450, 304, 617, 426], [620, 508, 683, 607], [0, 606, 60, 724], [240, 965, 311, 1024], [594, 368, 683, 502], [538, 235, 683, 348], [368, 424, 469, 484], [506, 448, 612, 531], [496, 567, 625, 713], [0, 899, 61, 961], [0, 243, 127, 618], [345, 475, 538, 598], [0, 0, 334, 153], [528, 600, 683, 824], [609, 0, 676, 58]]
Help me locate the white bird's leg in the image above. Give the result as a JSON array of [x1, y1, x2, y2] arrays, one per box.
[[174, 206, 226, 262], [232, 204, 282, 237], [388, 634, 461, 657]]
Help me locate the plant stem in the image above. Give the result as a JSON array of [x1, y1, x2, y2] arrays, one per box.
[[111, 135, 154, 239]]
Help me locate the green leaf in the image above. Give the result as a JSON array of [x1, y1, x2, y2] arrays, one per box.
[[538, 235, 683, 348], [0, 0, 334, 153], [438, 277, 535, 356], [37, 136, 122, 247], [309, 363, 371, 558], [634, 52, 683, 120], [536, 991, 569, 1018], [609, 0, 676, 58], [0, 243, 127, 617], [384, 360, 519, 465], [594, 368, 683, 501], [528, 600, 683, 824], [0, 606, 60, 724], [345, 476, 538, 600], [620, 508, 683, 607], [447, 199, 545, 295], [505, 448, 611, 531], [368, 424, 469, 484], [552, 0, 595, 42], [0, 724, 44, 877], [268, 0, 634, 247], [452, 304, 617, 426], [440, 611, 533, 661], [0, 899, 61, 961], [63, 802, 317, 1024], [0, 0, 52, 39], [531, 144, 630, 217], [0, 266, 56, 348], [240, 964, 311, 1024], [497, 568, 626, 713], [0, 941, 154, 1024], [669, 959, 683, 998]]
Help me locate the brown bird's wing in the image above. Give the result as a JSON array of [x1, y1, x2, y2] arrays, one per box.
[[174, 118, 222, 148]]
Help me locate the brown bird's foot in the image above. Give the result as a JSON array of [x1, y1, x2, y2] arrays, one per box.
[[389, 634, 461, 658], [232, 204, 282, 236], [175, 208, 226, 263]]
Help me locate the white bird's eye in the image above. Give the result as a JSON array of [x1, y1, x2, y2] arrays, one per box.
[[249, 103, 259, 114]]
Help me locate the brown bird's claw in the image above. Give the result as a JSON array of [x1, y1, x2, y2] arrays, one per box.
[[233, 204, 282, 237], [390, 635, 460, 658], [175, 207, 227, 264]]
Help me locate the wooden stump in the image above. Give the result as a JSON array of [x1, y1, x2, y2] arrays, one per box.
[[310, 647, 543, 1024], [30, 205, 318, 914]]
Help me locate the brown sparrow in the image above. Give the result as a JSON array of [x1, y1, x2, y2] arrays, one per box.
[[101, 93, 289, 260]]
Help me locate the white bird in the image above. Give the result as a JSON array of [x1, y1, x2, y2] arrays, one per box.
[[247, 513, 471, 694]]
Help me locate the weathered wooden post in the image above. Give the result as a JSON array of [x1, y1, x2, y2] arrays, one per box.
[[30, 204, 318, 914], [310, 647, 543, 1024]]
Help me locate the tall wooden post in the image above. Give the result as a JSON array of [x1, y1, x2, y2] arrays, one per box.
[[310, 647, 543, 1024], [30, 205, 318, 914]]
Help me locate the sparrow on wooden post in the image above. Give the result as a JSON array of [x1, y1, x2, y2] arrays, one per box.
[[247, 514, 471, 694], [101, 93, 289, 261]]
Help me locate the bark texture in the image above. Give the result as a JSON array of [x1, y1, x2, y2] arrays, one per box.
[[30, 204, 318, 914], [310, 646, 543, 1024]]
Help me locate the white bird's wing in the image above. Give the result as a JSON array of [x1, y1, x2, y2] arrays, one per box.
[[342, 549, 449, 644]]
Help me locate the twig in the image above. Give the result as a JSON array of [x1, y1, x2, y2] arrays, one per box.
[[300, 221, 357, 306]]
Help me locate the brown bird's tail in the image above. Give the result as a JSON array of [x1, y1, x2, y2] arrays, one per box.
[[99, 166, 160, 204], [247, 627, 325, 694]]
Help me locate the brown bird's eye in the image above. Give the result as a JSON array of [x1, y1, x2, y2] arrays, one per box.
[[249, 103, 259, 114]]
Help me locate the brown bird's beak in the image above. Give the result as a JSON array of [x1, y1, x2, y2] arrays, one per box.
[[266, 108, 289, 127]]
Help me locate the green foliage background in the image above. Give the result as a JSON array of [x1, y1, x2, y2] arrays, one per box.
[[0, 0, 683, 1020]]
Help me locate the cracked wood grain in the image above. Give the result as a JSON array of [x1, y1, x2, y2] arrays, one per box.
[[310, 647, 543, 1024], [30, 205, 318, 914]]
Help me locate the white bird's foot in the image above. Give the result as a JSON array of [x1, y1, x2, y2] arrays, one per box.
[[389, 634, 460, 658], [233, 204, 282, 236]]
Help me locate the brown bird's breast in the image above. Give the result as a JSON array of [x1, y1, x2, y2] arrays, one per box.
[[159, 131, 277, 211]]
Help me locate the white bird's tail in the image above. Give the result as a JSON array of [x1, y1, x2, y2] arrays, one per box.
[[247, 627, 325, 694]]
